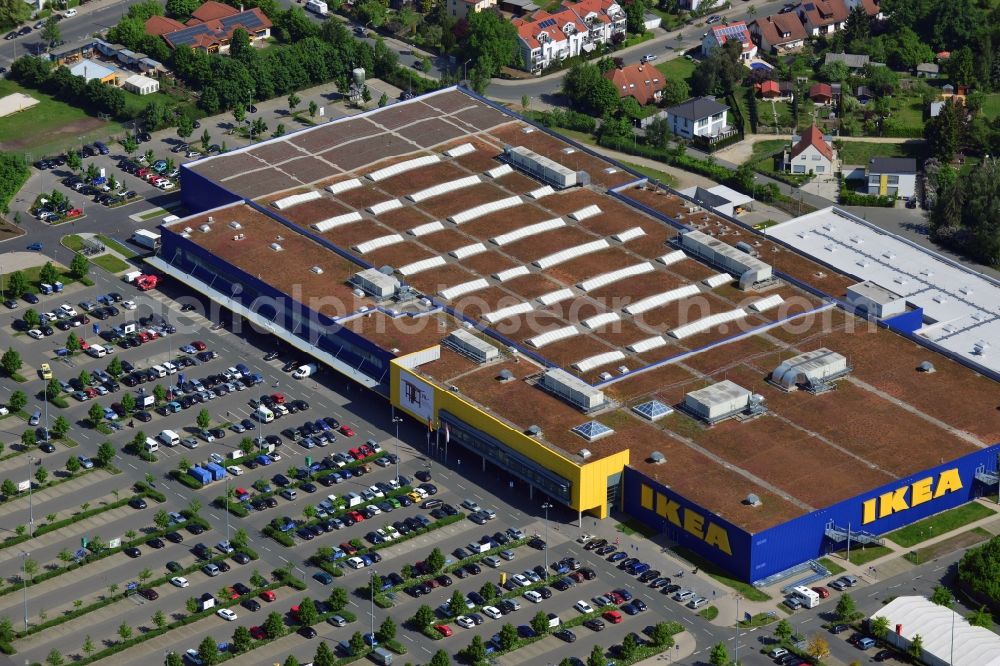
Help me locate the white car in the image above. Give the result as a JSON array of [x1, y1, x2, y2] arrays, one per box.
[[27, 329, 43, 339], [217, 540, 234, 554], [63, 8, 77, 16], [574, 600, 594, 614], [576, 533, 594, 544], [367, 484, 384, 498], [269, 452, 282, 462], [209, 452, 225, 464], [482, 606, 502, 620], [158, 181, 176, 191], [170, 576, 189, 588], [346, 556, 366, 569], [523, 590, 543, 603], [640, 53, 657, 62], [511, 574, 531, 588], [122, 300, 137, 310], [217, 608, 238, 621], [227, 465, 244, 476], [456, 615, 475, 628]]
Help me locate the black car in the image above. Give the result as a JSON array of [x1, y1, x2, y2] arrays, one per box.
[[584, 538, 607, 551], [23, 293, 38, 304], [300, 482, 317, 493], [584, 618, 605, 632], [124, 547, 141, 558], [552, 578, 571, 591], [39, 442, 56, 453], [555, 629, 576, 642], [139, 588, 159, 600], [129, 497, 147, 510], [165, 531, 183, 543], [529, 537, 547, 550], [166, 560, 182, 572], [243, 598, 261, 612], [464, 562, 481, 575], [296, 528, 315, 541], [146, 537, 165, 549], [831, 624, 849, 634], [873, 650, 894, 662], [188, 523, 206, 535], [233, 552, 251, 564], [193, 543, 211, 559]]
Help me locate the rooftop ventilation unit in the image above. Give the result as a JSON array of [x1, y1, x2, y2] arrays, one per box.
[[310, 266, 324, 275], [771, 348, 850, 392], [498, 369, 514, 381], [229, 221, 242, 229], [540, 368, 605, 411], [527, 425, 542, 436], [579, 448, 592, 460], [444, 329, 499, 363], [505, 145, 578, 189], [918, 361, 936, 373], [232, 234, 245, 241], [353, 268, 400, 299], [650, 451, 666, 464], [207, 217, 214, 223], [683, 380, 754, 424], [199, 224, 211, 233], [745, 493, 762, 507], [269, 243, 283, 252]]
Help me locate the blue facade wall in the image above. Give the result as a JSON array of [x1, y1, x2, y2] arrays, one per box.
[[884, 307, 924, 335], [179, 165, 241, 213], [624, 444, 1000, 582]]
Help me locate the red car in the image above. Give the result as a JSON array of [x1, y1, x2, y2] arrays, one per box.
[[84, 387, 98, 398], [136, 168, 149, 177], [603, 610, 622, 624], [348, 510, 365, 523], [137, 331, 150, 343], [348, 447, 364, 460], [339, 425, 355, 437], [341, 542, 359, 555], [67, 208, 83, 218], [271, 393, 285, 404], [434, 624, 453, 637], [812, 586, 830, 599], [192, 340, 207, 351], [250, 626, 266, 640], [226, 587, 240, 600], [260, 590, 276, 602], [235, 488, 250, 501], [607, 591, 624, 604], [360, 444, 375, 457]]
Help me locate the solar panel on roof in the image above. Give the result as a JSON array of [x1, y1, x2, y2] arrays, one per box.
[[571, 420, 614, 441], [539, 18, 557, 28], [632, 400, 673, 421]]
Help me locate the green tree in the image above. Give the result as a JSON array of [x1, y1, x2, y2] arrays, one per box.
[[871, 614, 890, 639], [0, 348, 21, 376], [622, 0, 645, 33], [121, 393, 136, 415], [426, 547, 445, 574], [35, 466, 47, 485], [0, 479, 16, 496], [499, 623, 518, 650], [587, 645, 605, 666], [153, 384, 167, 404], [121, 135, 138, 156], [264, 611, 285, 639], [0, 616, 13, 643], [969, 606, 993, 628], [106, 356, 124, 378], [448, 589, 466, 617], [166, 0, 199, 18], [23, 557, 38, 578], [328, 587, 348, 611], [287, 93, 301, 111], [429, 650, 450, 666], [314, 641, 335, 666], [39, 262, 59, 285], [52, 415, 69, 437], [465, 635, 486, 662], [377, 616, 396, 642], [251, 117, 268, 138], [480, 581, 498, 601], [201, 129, 211, 151], [412, 604, 435, 628], [117, 621, 133, 642], [177, 115, 194, 140], [299, 597, 319, 626], [378, 92, 388, 108], [563, 62, 619, 117], [83, 635, 94, 654], [46, 648, 64, 666], [9, 390, 25, 412], [251, 570, 268, 588], [650, 621, 676, 647], [66, 456, 80, 473], [709, 642, 729, 666], [240, 437, 255, 455], [154, 509, 170, 529], [308, 100, 318, 117], [463, 9, 520, 75], [0, 0, 32, 30], [925, 98, 962, 161], [96, 440, 116, 467], [6, 271, 27, 298], [46, 377, 62, 399], [78, 369, 91, 388], [931, 585, 955, 607], [197, 408, 211, 429], [232, 625, 253, 652], [349, 631, 366, 656], [166, 651, 183, 666], [41, 15, 60, 46], [21, 428, 35, 449], [66, 332, 81, 353], [908, 633, 924, 660], [283, 657, 299, 666], [531, 610, 550, 635], [661, 77, 690, 107], [198, 635, 220, 665], [836, 593, 858, 621], [152, 609, 166, 629], [21, 308, 39, 329], [775, 618, 793, 642], [621, 630, 640, 660]]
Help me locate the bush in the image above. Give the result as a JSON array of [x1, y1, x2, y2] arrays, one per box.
[[838, 187, 897, 207], [527, 109, 597, 134]]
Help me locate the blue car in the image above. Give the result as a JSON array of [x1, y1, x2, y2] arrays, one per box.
[[256, 455, 272, 466], [517, 625, 537, 638], [27, 242, 42, 251], [607, 552, 628, 563]]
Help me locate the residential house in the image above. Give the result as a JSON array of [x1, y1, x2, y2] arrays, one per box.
[[678, 0, 719, 9], [855, 85, 872, 103], [501, 0, 540, 14], [845, 0, 883, 19], [749, 14, 808, 54], [867, 157, 917, 198], [664, 97, 730, 139], [756, 80, 781, 98], [916, 63, 939, 77], [513, 0, 626, 73], [446, 0, 498, 20], [798, 0, 849, 36], [68, 58, 119, 85], [701, 21, 757, 62], [784, 125, 834, 174], [604, 63, 665, 106], [809, 83, 833, 104], [824, 52, 869, 70], [145, 1, 272, 54]]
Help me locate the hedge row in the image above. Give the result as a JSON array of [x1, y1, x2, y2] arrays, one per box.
[[0, 484, 135, 552]]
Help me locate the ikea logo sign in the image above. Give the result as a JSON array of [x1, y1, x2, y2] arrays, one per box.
[[640, 484, 732, 556], [861, 469, 963, 525]]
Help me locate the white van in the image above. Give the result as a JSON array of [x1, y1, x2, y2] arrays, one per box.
[[158, 429, 180, 447], [162, 362, 178, 375], [123, 271, 142, 283], [144, 437, 159, 453], [255, 406, 274, 423], [292, 363, 318, 379], [150, 365, 167, 378], [305, 0, 328, 14], [87, 346, 107, 359]]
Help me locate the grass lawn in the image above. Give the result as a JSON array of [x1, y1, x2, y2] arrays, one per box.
[[887, 503, 996, 548], [903, 527, 992, 565], [0, 263, 75, 294], [96, 234, 138, 259], [121, 90, 180, 119], [892, 96, 926, 131], [983, 93, 1000, 120], [818, 557, 846, 575], [621, 161, 679, 188], [62, 234, 85, 252], [92, 254, 130, 273], [615, 518, 657, 538], [738, 612, 779, 629], [831, 544, 893, 566], [656, 57, 696, 84], [672, 546, 771, 601], [0, 80, 121, 155], [837, 140, 928, 165]]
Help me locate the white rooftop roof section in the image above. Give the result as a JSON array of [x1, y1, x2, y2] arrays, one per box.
[[749, 294, 784, 312], [670, 308, 747, 339], [272, 191, 321, 210], [872, 596, 1000, 666], [533, 240, 610, 269], [450, 243, 486, 259], [409, 221, 445, 237], [367, 199, 403, 215], [569, 205, 601, 221], [582, 312, 620, 329], [627, 336, 667, 353], [772, 348, 848, 390], [486, 164, 513, 179], [444, 329, 499, 362], [449, 196, 522, 225], [506, 145, 577, 188], [327, 179, 362, 195], [703, 273, 732, 288], [573, 351, 626, 373], [537, 288, 575, 306], [312, 211, 362, 232], [494, 266, 531, 282], [682, 230, 773, 285], [624, 285, 701, 315], [578, 262, 654, 292], [527, 325, 579, 348], [354, 268, 400, 298], [354, 234, 404, 254], [527, 185, 555, 199], [398, 256, 447, 276], [491, 218, 565, 247], [407, 175, 481, 203], [612, 227, 646, 243], [765, 207, 1000, 376], [483, 302, 534, 324], [439, 278, 490, 300], [541, 368, 604, 411], [658, 250, 686, 266], [848, 280, 903, 304], [444, 143, 476, 157], [367, 154, 440, 182]]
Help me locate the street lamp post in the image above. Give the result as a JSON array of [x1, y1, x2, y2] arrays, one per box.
[[392, 416, 402, 481], [463, 59, 472, 83], [27, 455, 37, 537], [541, 502, 552, 571], [370, 569, 377, 645], [20, 551, 29, 632], [734, 594, 742, 665], [225, 475, 231, 543]]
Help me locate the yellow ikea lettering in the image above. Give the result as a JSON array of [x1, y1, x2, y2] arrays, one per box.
[[861, 469, 964, 525], [641, 485, 733, 556]]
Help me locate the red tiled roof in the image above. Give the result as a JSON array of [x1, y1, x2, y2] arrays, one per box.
[[790, 124, 833, 161], [809, 82, 833, 100], [191, 1, 239, 22], [515, 0, 620, 49], [756, 80, 780, 96], [145, 15, 187, 36], [751, 13, 807, 46], [855, 0, 880, 16], [709, 21, 754, 52], [800, 0, 848, 27], [604, 64, 665, 106], [157, 7, 272, 50]]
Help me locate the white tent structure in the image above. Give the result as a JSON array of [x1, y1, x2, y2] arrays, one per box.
[[870, 596, 1000, 666]]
